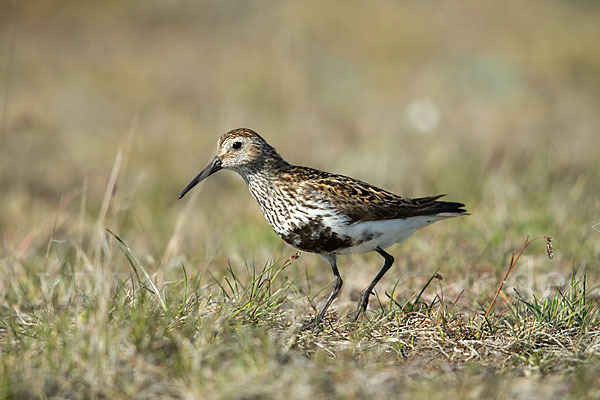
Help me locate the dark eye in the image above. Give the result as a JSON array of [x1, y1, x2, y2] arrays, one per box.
[[232, 141, 242, 150]]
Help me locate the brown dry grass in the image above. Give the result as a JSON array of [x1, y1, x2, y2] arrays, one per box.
[[1, 1, 600, 398]]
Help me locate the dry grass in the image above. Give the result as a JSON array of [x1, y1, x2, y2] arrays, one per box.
[[1, 1, 600, 398]]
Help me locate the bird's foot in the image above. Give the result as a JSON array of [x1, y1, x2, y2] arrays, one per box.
[[352, 289, 373, 322], [299, 318, 317, 331], [299, 316, 326, 333]]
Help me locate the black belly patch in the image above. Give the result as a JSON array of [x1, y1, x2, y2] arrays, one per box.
[[281, 217, 354, 253]]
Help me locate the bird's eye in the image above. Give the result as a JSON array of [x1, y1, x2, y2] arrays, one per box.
[[232, 141, 242, 150]]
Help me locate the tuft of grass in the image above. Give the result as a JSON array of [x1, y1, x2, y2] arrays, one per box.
[[214, 251, 301, 326], [512, 272, 599, 331], [107, 228, 168, 312], [477, 235, 555, 337]]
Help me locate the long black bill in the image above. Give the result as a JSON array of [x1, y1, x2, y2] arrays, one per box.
[[178, 156, 222, 199]]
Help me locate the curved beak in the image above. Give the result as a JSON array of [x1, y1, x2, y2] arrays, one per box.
[[179, 156, 222, 199]]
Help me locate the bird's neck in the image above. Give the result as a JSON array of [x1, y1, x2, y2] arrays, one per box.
[[243, 163, 286, 186], [240, 150, 291, 183], [243, 155, 292, 209]]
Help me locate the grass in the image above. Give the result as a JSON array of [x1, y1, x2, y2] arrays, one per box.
[[1, 0, 600, 398], [2, 222, 599, 398]]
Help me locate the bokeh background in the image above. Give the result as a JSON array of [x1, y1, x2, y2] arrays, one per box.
[[2, 0, 598, 278], [1, 1, 600, 397]]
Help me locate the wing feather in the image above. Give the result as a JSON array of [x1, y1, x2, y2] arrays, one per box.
[[292, 167, 467, 223]]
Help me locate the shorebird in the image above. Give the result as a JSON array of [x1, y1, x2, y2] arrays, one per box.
[[179, 128, 467, 326]]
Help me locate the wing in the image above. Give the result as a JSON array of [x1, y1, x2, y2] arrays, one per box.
[[293, 167, 467, 223]]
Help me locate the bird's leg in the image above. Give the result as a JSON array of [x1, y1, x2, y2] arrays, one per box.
[[316, 258, 343, 326], [302, 255, 342, 330], [353, 247, 394, 322]]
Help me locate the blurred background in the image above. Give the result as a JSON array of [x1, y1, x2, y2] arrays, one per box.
[[0, 0, 598, 297]]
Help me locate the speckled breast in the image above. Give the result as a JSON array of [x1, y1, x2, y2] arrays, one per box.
[[247, 179, 355, 254]]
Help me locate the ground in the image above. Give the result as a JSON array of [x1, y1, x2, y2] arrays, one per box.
[[1, 1, 600, 398]]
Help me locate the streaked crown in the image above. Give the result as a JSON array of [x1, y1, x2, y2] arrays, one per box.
[[216, 128, 286, 174]]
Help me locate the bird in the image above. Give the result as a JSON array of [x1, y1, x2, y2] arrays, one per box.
[[179, 128, 467, 327]]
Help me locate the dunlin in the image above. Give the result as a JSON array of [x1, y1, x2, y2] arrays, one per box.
[[180, 128, 467, 326]]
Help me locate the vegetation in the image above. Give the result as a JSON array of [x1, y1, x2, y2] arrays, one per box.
[[1, 1, 599, 398]]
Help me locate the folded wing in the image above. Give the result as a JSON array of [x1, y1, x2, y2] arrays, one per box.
[[298, 167, 467, 223]]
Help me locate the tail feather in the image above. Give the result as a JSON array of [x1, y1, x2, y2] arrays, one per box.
[[409, 195, 468, 218]]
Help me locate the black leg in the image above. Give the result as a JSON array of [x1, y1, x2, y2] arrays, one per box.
[[316, 257, 343, 326], [353, 247, 394, 321], [302, 255, 342, 330]]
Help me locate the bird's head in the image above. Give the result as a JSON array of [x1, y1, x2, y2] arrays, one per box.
[[179, 128, 283, 199], [215, 128, 269, 171]]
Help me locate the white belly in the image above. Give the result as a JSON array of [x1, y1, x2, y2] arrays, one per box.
[[332, 215, 450, 254]]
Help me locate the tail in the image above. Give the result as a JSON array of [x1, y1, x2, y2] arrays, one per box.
[[412, 194, 468, 218]]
